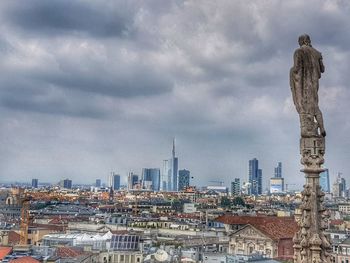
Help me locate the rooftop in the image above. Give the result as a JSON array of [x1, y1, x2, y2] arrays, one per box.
[[0, 247, 12, 260], [216, 214, 298, 240], [9, 256, 40, 263]]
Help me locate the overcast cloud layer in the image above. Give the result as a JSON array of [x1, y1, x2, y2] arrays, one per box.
[[0, 0, 349, 189]]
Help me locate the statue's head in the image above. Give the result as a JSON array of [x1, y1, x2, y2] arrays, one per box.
[[298, 34, 311, 47]]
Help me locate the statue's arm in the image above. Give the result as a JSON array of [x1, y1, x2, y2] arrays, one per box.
[[290, 49, 302, 113], [293, 49, 302, 74], [319, 54, 325, 73]]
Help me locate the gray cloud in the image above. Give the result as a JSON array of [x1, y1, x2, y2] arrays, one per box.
[[0, 0, 349, 189], [1, 0, 136, 38]]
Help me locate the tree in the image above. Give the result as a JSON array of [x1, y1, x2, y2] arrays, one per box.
[[232, 196, 245, 207], [220, 197, 231, 207]]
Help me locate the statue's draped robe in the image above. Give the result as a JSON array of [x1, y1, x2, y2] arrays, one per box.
[[290, 45, 323, 116]]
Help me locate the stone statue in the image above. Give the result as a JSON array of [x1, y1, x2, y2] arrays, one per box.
[[292, 35, 331, 263], [290, 34, 326, 138]]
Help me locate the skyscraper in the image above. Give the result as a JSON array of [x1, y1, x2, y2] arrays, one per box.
[[95, 179, 101, 188], [161, 159, 170, 191], [270, 178, 284, 193], [132, 174, 139, 188], [32, 178, 38, 188], [257, 169, 262, 194], [270, 162, 284, 193], [319, 169, 330, 192], [170, 139, 178, 191], [274, 162, 282, 178], [249, 158, 262, 195], [162, 139, 179, 192], [109, 173, 120, 191], [127, 172, 139, 190], [142, 168, 160, 191], [231, 178, 240, 196], [63, 179, 72, 189], [178, 169, 190, 191], [333, 173, 346, 197]]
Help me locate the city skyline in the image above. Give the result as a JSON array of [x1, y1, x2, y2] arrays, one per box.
[[0, 144, 343, 190], [0, 1, 349, 187]]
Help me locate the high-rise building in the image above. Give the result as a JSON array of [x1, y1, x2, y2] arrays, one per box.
[[270, 162, 284, 193], [142, 168, 160, 191], [109, 173, 120, 191], [161, 159, 170, 191], [32, 178, 38, 188], [162, 139, 179, 192], [231, 178, 240, 196], [340, 176, 346, 197], [333, 173, 347, 197], [127, 172, 139, 190], [258, 169, 262, 194], [132, 174, 139, 188], [63, 179, 72, 189], [95, 179, 101, 188], [270, 178, 284, 193], [249, 158, 262, 195], [178, 169, 190, 191], [319, 169, 330, 192], [274, 162, 282, 178], [170, 139, 178, 191]]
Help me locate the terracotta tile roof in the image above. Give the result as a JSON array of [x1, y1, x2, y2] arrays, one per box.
[[55, 247, 84, 258], [8, 231, 20, 245], [0, 247, 12, 260], [9, 256, 40, 263], [48, 218, 68, 224], [110, 230, 129, 235], [216, 215, 299, 240], [330, 219, 344, 225], [176, 214, 200, 219]]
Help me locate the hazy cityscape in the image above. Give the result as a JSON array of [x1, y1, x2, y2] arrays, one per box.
[[0, 140, 349, 262], [1, 1, 350, 263]]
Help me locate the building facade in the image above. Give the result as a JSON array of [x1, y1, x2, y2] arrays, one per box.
[[178, 169, 190, 191], [32, 178, 38, 188], [109, 174, 121, 191], [142, 168, 160, 191], [274, 162, 282, 178], [333, 173, 347, 198], [162, 139, 179, 192], [249, 158, 262, 195], [216, 215, 297, 261], [319, 169, 330, 192], [95, 179, 101, 188], [128, 172, 139, 190], [62, 179, 72, 189], [270, 178, 284, 194], [231, 178, 240, 196]]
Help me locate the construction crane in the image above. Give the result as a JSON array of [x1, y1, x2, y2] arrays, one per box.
[[17, 189, 31, 246], [19, 198, 30, 245]]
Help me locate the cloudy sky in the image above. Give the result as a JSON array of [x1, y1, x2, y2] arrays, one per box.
[[0, 0, 349, 188]]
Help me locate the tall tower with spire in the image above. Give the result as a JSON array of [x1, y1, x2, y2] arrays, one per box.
[[162, 138, 179, 191], [172, 137, 176, 159], [171, 138, 178, 191]]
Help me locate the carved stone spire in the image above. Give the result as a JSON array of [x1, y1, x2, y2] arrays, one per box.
[[291, 35, 331, 263]]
